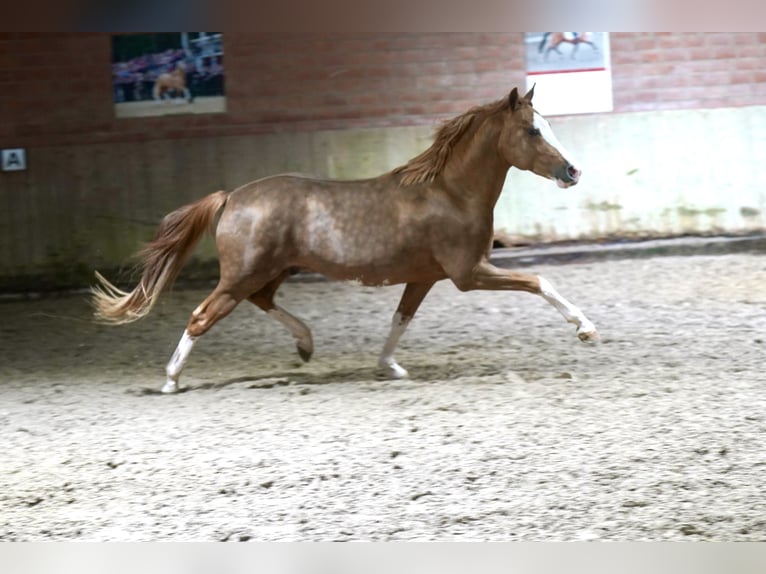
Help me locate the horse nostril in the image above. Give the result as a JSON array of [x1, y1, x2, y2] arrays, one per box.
[[567, 165, 581, 180]]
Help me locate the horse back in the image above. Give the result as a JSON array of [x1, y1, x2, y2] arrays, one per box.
[[217, 174, 450, 284]]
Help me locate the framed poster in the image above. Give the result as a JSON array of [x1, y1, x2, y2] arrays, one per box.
[[524, 32, 612, 116], [112, 33, 225, 118]]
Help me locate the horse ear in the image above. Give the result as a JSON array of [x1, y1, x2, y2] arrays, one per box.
[[524, 83, 536, 103], [509, 88, 520, 111]]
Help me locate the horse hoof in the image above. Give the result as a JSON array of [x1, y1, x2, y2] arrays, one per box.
[[577, 328, 600, 343], [161, 380, 179, 394], [297, 345, 313, 363], [377, 361, 409, 379]]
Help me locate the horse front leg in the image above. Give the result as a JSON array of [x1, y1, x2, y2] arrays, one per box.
[[452, 259, 599, 342], [378, 281, 435, 379]]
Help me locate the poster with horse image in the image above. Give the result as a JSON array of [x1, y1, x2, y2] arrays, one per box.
[[112, 33, 225, 118], [524, 32, 612, 116]]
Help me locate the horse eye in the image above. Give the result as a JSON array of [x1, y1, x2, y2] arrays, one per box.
[[528, 128, 541, 137]]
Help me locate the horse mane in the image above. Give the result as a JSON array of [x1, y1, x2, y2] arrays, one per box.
[[392, 97, 509, 186]]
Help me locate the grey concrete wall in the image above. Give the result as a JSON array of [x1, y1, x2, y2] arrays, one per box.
[[495, 105, 766, 241]]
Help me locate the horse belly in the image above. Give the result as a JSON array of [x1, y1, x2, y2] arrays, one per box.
[[296, 203, 439, 284], [312, 251, 440, 285], [223, 180, 444, 285]]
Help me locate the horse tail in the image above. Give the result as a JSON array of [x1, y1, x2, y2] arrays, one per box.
[[92, 190, 229, 324], [538, 32, 551, 53], [153, 80, 160, 100]]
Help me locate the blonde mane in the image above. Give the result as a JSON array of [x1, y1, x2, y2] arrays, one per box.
[[393, 98, 509, 186]]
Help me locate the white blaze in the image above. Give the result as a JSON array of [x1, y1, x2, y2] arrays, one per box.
[[534, 112, 576, 167]]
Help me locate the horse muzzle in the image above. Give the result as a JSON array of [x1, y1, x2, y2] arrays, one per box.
[[555, 164, 581, 188]]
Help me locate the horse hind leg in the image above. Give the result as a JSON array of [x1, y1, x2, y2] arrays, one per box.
[[378, 281, 434, 379], [248, 271, 314, 362], [163, 284, 248, 393]]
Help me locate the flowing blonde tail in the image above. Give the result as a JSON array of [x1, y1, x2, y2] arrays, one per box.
[[92, 190, 228, 324]]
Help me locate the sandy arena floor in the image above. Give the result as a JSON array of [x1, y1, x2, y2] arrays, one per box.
[[1, 254, 765, 540]]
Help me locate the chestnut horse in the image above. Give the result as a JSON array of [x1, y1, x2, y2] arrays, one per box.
[[153, 62, 193, 103], [93, 86, 598, 393], [539, 32, 598, 61]]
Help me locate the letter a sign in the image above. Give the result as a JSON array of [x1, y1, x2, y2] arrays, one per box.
[[2, 148, 27, 171]]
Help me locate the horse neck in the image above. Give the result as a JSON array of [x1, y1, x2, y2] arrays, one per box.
[[442, 117, 510, 211]]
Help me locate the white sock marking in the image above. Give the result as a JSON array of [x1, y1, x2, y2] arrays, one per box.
[[378, 312, 410, 378], [538, 276, 596, 335], [163, 330, 197, 393]]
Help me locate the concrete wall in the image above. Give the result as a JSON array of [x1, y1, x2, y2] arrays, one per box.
[[2, 33, 766, 289], [496, 105, 766, 241]]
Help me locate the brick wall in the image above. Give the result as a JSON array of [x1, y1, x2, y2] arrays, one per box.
[[2, 32, 766, 149], [225, 33, 525, 130], [611, 32, 766, 111], [0, 33, 526, 148], [0, 33, 114, 145]]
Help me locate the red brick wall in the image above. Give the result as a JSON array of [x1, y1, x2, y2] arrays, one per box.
[[225, 33, 523, 129], [0, 33, 114, 145], [0, 33, 525, 148], [611, 32, 766, 111], [2, 32, 766, 148]]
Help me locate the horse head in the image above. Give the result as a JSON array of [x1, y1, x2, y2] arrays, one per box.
[[498, 86, 581, 188]]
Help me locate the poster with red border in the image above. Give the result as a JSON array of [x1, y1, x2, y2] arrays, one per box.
[[525, 32, 613, 116]]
